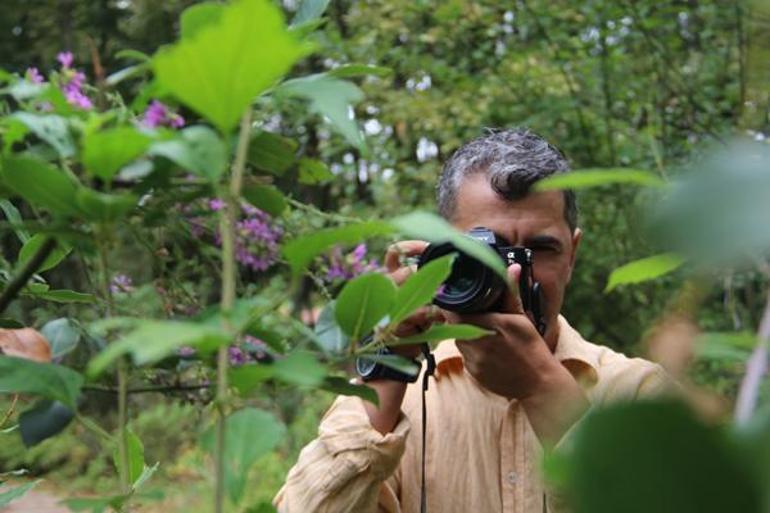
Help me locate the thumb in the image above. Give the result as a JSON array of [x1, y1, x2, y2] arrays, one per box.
[[500, 263, 526, 314]]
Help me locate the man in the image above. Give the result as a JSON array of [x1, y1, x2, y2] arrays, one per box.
[[274, 129, 671, 513]]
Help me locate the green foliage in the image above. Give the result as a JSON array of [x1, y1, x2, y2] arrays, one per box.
[[40, 318, 81, 359], [149, 126, 227, 181], [112, 430, 145, 486], [604, 253, 685, 292], [248, 131, 299, 176], [17, 234, 70, 273], [0, 356, 82, 408], [83, 127, 152, 182], [0, 480, 40, 508], [200, 408, 286, 504], [242, 184, 288, 217], [335, 272, 396, 341], [389, 254, 453, 325], [1, 156, 81, 216], [19, 400, 75, 446], [535, 168, 665, 190], [153, 0, 309, 134]]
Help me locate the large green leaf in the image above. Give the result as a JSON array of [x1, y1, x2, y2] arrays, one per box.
[[0, 356, 83, 408], [319, 376, 378, 406], [534, 168, 666, 191], [604, 253, 684, 292], [277, 74, 364, 149], [0, 199, 30, 243], [391, 211, 508, 281], [563, 400, 760, 513], [11, 112, 74, 158], [32, 289, 95, 303], [180, 2, 225, 39], [0, 481, 40, 508], [1, 156, 81, 216], [282, 221, 393, 278], [17, 234, 69, 273], [41, 318, 81, 359], [82, 127, 151, 182], [272, 350, 326, 387], [112, 429, 145, 486], [247, 131, 298, 176], [393, 323, 493, 346], [201, 408, 286, 505], [19, 399, 75, 446], [242, 184, 287, 217], [87, 320, 230, 377], [695, 332, 755, 362], [149, 125, 227, 181], [153, 0, 309, 134], [389, 254, 453, 325], [229, 365, 274, 395], [313, 301, 350, 354], [335, 273, 396, 341], [291, 0, 331, 26], [297, 157, 333, 184], [75, 188, 138, 223]]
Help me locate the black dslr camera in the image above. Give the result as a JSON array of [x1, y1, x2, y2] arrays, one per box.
[[417, 227, 546, 335]]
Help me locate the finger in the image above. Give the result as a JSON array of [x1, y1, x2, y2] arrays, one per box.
[[393, 305, 445, 336], [384, 240, 429, 272], [389, 266, 414, 286], [499, 263, 526, 315]]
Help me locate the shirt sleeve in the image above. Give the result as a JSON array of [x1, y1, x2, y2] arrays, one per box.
[[273, 395, 410, 513]]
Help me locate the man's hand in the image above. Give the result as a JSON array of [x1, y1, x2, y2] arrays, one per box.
[[448, 264, 590, 444]]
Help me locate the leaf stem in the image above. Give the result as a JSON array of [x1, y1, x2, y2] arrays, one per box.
[[214, 108, 253, 513], [0, 236, 56, 314]]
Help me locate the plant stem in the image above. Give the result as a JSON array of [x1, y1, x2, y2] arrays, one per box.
[[96, 228, 130, 495], [82, 383, 212, 395], [734, 289, 770, 425], [214, 109, 253, 513], [0, 394, 18, 429], [0, 236, 56, 314]]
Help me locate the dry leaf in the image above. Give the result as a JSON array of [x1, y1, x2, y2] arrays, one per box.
[[0, 328, 52, 363]]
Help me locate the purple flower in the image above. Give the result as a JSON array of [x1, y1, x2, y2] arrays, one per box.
[[142, 100, 185, 129], [25, 67, 44, 84], [178, 346, 197, 358], [57, 51, 74, 69], [110, 274, 134, 294], [322, 244, 381, 282], [228, 345, 249, 366], [208, 198, 225, 211]]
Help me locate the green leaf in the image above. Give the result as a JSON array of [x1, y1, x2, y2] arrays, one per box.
[[105, 64, 148, 87], [87, 320, 230, 377], [534, 168, 666, 191], [362, 353, 420, 376], [112, 429, 145, 486], [320, 376, 378, 406], [17, 234, 69, 273], [41, 318, 81, 359], [327, 64, 392, 79], [389, 254, 453, 325], [272, 350, 326, 387], [19, 400, 75, 446], [1, 156, 81, 216], [83, 127, 151, 181], [282, 221, 393, 278], [313, 301, 350, 353], [149, 125, 227, 181], [242, 184, 287, 217], [335, 273, 396, 341], [180, 2, 225, 39], [2, 117, 30, 154], [75, 188, 138, 222], [605, 253, 684, 292], [11, 112, 74, 158], [153, 0, 309, 134], [695, 332, 755, 362], [201, 408, 286, 505], [565, 400, 760, 513], [229, 364, 274, 395], [248, 131, 298, 176], [0, 480, 40, 508], [0, 356, 83, 408], [63, 494, 127, 513], [0, 199, 30, 243], [391, 211, 508, 281], [394, 323, 493, 346], [115, 49, 151, 62], [297, 157, 333, 184], [277, 75, 364, 149], [291, 0, 331, 26], [31, 289, 95, 303]]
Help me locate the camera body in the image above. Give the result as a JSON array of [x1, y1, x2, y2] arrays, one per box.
[[417, 227, 546, 335]]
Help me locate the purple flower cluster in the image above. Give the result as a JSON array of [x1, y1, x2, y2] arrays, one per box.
[[323, 243, 381, 282], [142, 100, 185, 129], [56, 51, 92, 110], [110, 274, 134, 295], [187, 198, 282, 273]]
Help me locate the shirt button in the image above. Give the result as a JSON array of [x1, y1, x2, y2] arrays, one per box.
[[507, 471, 518, 484]]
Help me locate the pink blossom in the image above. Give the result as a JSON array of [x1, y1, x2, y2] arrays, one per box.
[[56, 51, 74, 69], [142, 100, 185, 129], [25, 67, 44, 84]]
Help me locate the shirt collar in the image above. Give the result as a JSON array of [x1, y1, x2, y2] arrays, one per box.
[[432, 315, 599, 385]]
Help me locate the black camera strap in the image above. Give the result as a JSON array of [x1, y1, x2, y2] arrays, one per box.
[[420, 343, 436, 513]]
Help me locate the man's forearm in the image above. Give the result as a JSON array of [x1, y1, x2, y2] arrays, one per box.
[[520, 363, 589, 445], [362, 379, 408, 435]]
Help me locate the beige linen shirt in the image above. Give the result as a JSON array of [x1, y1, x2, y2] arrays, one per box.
[[274, 316, 670, 513]]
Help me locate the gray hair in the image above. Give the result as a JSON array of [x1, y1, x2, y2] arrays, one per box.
[[436, 128, 578, 232]]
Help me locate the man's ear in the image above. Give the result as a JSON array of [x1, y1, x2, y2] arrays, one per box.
[[566, 227, 582, 283]]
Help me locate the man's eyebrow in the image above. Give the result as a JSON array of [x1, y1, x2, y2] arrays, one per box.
[[524, 234, 563, 248]]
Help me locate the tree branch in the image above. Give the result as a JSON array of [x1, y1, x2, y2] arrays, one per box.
[[0, 236, 56, 314]]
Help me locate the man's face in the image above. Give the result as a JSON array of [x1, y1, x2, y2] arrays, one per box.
[[450, 174, 582, 345]]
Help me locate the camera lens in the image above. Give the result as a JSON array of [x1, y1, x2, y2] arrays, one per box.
[[443, 256, 483, 296]]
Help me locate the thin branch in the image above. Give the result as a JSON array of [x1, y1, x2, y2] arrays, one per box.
[[82, 383, 212, 395], [734, 289, 770, 425], [0, 237, 56, 314], [0, 394, 18, 429]]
